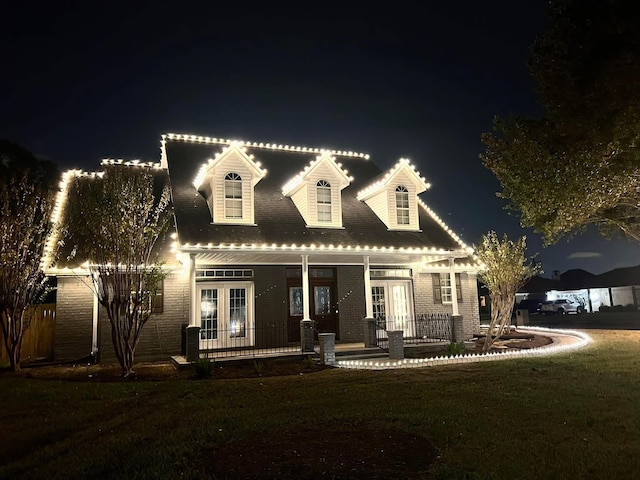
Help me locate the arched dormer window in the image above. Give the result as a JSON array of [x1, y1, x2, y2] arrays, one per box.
[[316, 180, 332, 222], [395, 186, 410, 225], [225, 172, 243, 219]]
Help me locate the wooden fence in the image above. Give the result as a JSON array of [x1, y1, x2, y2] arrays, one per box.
[[1, 304, 56, 364]]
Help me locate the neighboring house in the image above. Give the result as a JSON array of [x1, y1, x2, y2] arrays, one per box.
[[45, 134, 481, 363], [517, 265, 640, 313]]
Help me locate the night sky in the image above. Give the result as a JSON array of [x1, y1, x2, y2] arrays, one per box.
[[4, 0, 640, 275]]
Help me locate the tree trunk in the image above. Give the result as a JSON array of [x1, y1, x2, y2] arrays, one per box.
[[1, 311, 25, 372]]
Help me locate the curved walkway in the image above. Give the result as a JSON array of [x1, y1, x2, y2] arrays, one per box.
[[335, 326, 592, 370]]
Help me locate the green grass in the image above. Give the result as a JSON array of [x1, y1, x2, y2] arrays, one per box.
[[2, 329, 640, 479]]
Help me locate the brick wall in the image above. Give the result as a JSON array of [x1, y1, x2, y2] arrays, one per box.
[[414, 271, 480, 339], [336, 265, 366, 342], [55, 276, 94, 362], [98, 271, 189, 363], [253, 265, 289, 346]]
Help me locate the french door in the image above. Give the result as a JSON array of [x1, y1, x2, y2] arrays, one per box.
[[370, 280, 415, 337], [198, 282, 254, 349]]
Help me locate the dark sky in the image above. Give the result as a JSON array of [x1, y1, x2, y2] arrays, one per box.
[[3, 0, 639, 275]]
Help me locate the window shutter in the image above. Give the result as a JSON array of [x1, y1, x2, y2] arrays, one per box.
[[432, 274, 442, 304], [455, 273, 463, 303]]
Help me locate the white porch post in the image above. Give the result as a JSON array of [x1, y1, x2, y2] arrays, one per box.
[[91, 281, 99, 361], [449, 257, 459, 316], [363, 255, 373, 318], [189, 253, 197, 326], [301, 254, 310, 320]]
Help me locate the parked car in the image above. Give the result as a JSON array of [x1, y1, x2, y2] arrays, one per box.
[[517, 299, 542, 315], [540, 299, 584, 315]]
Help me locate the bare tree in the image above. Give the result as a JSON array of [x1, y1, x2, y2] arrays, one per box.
[[475, 231, 540, 353], [63, 165, 171, 377], [0, 174, 52, 371]]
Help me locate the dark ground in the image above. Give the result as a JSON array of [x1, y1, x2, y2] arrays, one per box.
[[10, 332, 552, 479]]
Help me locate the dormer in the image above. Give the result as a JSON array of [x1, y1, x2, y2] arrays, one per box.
[[282, 152, 352, 228], [357, 158, 429, 231], [193, 143, 267, 225]]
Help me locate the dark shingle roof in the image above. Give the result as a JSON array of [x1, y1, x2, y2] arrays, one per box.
[[164, 138, 462, 251]]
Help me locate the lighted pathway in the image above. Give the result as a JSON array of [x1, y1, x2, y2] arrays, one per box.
[[335, 326, 592, 370]]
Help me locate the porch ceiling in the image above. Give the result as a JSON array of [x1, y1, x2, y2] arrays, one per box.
[[182, 247, 466, 266]]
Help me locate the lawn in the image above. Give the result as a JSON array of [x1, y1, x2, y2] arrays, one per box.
[[1, 329, 640, 479]]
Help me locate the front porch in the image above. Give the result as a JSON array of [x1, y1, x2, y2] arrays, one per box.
[[170, 312, 463, 367]]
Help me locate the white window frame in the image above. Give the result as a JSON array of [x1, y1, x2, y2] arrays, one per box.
[[395, 185, 410, 225], [197, 281, 254, 349], [224, 172, 243, 219], [440, 273, 453, 304], [370, 279, 415, 337], [316, 180, 332, 222]]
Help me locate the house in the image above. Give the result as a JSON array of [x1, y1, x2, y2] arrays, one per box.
[[45, 134, 481, 363], [516, 265, 640, 313]]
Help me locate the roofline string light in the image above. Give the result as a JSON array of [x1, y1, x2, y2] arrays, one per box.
[[163, 133, 370, 159], [282, 152, 354, 196], [42, 161, 164, 273], [357, 158, 430, 201], [192, 142, 267, 190]]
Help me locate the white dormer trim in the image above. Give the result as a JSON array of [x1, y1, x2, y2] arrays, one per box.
[[194, 143, 267, 225], [282, 152, 353, 228], [357, 158, 430, 231]]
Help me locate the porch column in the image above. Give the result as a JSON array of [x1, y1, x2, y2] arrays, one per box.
[[301, 254, 310, 320], [449, 258, 459, 316], [91, 282, 99, 363], [189, 254, 197, 326], [363, 255, 373, 318], [186, 253, 200, 362], [300, 254, 315, 353]]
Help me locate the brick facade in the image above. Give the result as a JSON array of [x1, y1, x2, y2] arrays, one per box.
[[336, 266, 366, 342], [55, 276, 94, 362], [54, 264, 480, 361], [413, 271, 480, 339]]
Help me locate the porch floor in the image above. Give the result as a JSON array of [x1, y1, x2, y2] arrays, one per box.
[[170, 341, 453, 368]]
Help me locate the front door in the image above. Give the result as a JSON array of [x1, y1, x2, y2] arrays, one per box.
[[286, 267, 339, 341], [312, 280, 338, 339], [370, 280, 414, 337], [198, 282, 254, 350]]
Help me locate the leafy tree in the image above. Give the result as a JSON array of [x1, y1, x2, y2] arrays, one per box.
[[475, 231, 540, 353], [481, 0, 640, 244], [0, 141, 56, 372], [63, 165, 171, 377]]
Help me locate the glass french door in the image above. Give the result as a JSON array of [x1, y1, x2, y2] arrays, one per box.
[[198, 282, 254, 349], [370, 280, 414, 336]]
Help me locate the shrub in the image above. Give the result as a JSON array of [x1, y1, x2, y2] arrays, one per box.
[[445, 342, 466, 357], [194, 357, 214, 379], [599, 305, 611, 312], [252, 360, 265, 375], [301, 355, 315, 371]]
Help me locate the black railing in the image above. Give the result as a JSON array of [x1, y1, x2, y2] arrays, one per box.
[[373, 313, 452, 350], [411, 313, 452, 343], [200, 322, 301, 359]]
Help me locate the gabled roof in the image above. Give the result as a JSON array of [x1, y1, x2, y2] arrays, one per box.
[[596, 265, 640, 287], [282, 151, 352, 196], [162, 134, 471, 260], [193, 142, 267, 190], [357, 158, 430, 201], [45, 160, 177, 273], [560, 269, 598, 289]]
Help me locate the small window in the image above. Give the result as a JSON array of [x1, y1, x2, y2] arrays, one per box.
[[396, 186, 409, 225], [317, 180, 332, 222], [432, 273, 463, 304], [224, 173, 242, 219]]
